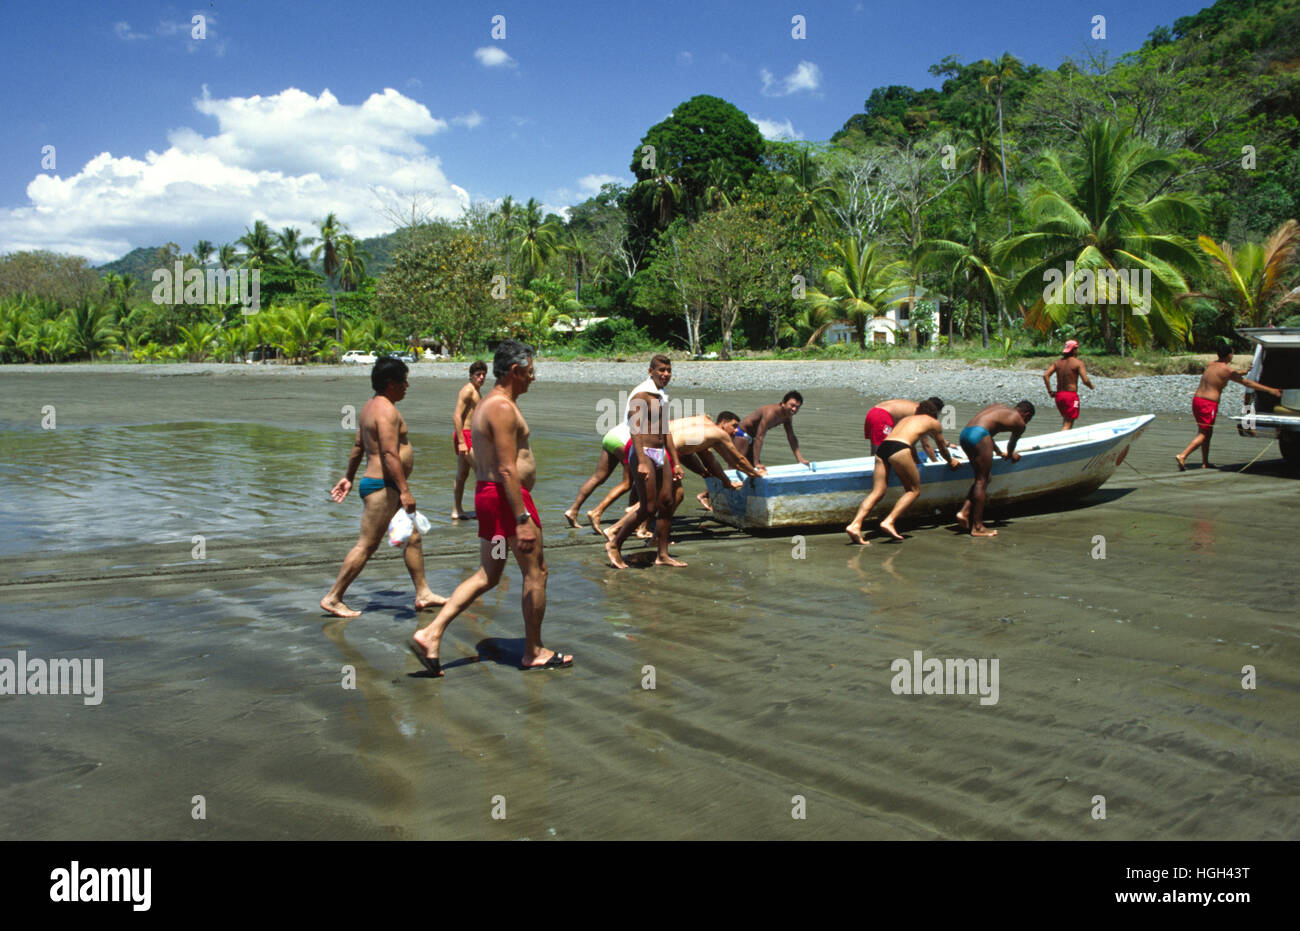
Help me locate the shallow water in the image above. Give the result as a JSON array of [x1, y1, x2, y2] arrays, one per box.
[[0, 369, 1296, 839]]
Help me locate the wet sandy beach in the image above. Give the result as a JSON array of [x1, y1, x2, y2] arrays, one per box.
[[0, 367, 1296, 839]]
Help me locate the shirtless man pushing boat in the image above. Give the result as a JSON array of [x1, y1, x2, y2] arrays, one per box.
[[846, 400, 960, 544], [409, 340, 572, 676], [1175, 346, 1282, 470], [321, 357, 446, 618], [734, 392, 808, 470], [955, 401, 1035, 537], [673, 411, 763, 510], [451, 360, 487, 519], [864, 396, 945, 457], [1043, 340, 1094, 431]]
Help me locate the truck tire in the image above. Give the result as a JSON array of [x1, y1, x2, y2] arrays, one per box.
[[1281, 432, 1300, 468]]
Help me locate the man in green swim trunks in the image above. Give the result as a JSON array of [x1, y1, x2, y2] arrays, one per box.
[[564, 422, 632, 535], [955, 401, 1035, 538], [320, 357, 446, 617]]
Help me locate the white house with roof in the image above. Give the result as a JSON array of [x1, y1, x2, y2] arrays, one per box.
[[823, 291, 942, 347]]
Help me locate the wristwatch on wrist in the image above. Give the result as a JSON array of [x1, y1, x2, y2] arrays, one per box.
[[516, 511, 530, 525]]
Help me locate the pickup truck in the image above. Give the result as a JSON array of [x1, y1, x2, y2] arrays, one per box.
[[1231, 327, 1300, 467], [340, 350, 377, 365]]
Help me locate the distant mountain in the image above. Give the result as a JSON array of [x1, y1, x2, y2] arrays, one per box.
[[94, 229, 408, 283], [96, 246, 168, 282]]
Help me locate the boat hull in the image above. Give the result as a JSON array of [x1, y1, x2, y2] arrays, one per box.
[[704, 415, 1154, 530]]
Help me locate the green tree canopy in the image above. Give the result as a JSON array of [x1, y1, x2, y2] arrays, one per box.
[[375, 233, 501, 354]]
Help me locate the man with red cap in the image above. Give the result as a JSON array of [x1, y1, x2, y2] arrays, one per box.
[[1043, 339, 1094, 431]]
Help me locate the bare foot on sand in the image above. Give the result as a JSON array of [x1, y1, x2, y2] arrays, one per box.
[[879, 519, 904, 542], [1174, 454, 1187, 472], [635, 525, 654, 540], [450, 511, 474, 520], [563, 509, 580, 528], [956, 510, 970, 531], [320, 596, 360, 618], [696, 491, 712, 511], [586, 510, 604, 536], [605, 540, 628, 569], [655, 554, 687, 567], [845, 525, 869, 545], [971, 526, 998, 537], [415, 590, 447, 611]]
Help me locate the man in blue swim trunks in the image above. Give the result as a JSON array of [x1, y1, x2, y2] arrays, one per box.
[[320, 357, 446, 617], [955, 401, 1035, 537]]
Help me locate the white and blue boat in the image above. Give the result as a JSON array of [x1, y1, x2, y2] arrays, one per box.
[[704, 414, 1155, 530]]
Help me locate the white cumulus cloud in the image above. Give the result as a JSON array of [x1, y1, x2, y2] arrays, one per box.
[[760, 61, 822, 97], [474, 46, 515, 68], [753, 118, 804, 141], [0, 87, 473, 262], [577, 174, 620, 195]]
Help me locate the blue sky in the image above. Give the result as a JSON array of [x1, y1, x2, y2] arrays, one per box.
[[0, 0, 1209, 263]]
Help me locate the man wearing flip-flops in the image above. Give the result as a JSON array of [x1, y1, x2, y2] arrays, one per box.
[[408, 340, 573, 677]]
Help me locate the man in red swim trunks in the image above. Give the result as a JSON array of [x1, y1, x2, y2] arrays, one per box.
[[451, 360, 487, 520], [864, 397, 944, 457], [409, 340, 572, 676], [1043, 340, 1094, 431], [1175, 346, 1282, 471]]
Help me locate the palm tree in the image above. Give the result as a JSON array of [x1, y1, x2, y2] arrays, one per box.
[[699, 158, 742, 213], [336, 234, 370, 292], [311, 213, 343, 337], [63, 301, 119, 360], [496, 195, 518, 286], [998, 123, 1201, 353], [176, 321, 219, 362], [918, 171, 1010, 347], [276, 227, 315, 268], [559, 228, 592, 303], [997, 121, 1204, 353], [192, 240, 215, 267], [514, 278, 580, 345], [30, 317, 70, 363], [0, 299, 32, 362], [979, 52, 1021, 234], [801, 239, 910, 348], [779, 301, 842, 348], [238, 221, 278, 268], [956, 103, 1002, 179], [218, 243, 238, 271], [511, 198, 562, 284], [1180, 220, 1300, 328], [273, 302, 337, 363], [215, 326, 244, 363]]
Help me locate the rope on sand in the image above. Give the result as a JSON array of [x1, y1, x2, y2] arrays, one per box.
[[1121, 438, 1277, 484], [1236, 439, 1277, 473], [1123, 458, 1192, 487]]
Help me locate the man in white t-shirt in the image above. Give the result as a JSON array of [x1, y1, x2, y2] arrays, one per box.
[[564, 355, 674, 534]]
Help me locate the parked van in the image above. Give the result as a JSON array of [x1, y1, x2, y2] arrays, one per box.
[[1231, 327, 1300, 467]]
